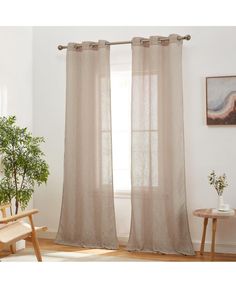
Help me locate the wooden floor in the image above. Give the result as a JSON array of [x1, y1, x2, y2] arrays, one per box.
[[1, 238, 236, 261], [9, 239, 236, 261]]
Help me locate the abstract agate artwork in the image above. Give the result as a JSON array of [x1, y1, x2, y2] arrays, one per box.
[[206, 76, 236, 125]]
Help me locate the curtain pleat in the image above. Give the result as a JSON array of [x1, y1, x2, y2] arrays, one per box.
[[56, 41, 118, 249], [127, 35, 195, 255]]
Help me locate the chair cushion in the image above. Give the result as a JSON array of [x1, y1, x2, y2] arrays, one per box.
[[0, 221, 32, 244]]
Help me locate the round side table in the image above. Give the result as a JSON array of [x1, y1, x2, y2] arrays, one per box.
[[193, 208, 236, 261]]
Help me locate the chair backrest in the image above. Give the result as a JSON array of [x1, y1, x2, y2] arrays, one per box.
[[0, 204, 11, 232], [0, 203, 12, 218]]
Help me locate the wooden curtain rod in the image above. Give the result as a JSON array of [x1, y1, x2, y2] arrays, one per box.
[[57, 34, 191, 50]]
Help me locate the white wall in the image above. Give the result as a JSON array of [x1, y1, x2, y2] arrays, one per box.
[[0, 27, 33, 128], [32, 27, 236, 252], [0, 27, 33, 209]]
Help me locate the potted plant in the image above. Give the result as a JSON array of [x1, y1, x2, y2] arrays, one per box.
[[0, 116, 49, 215], [208, 170, 228, 210]]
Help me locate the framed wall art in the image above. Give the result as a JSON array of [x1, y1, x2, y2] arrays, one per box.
[[206, 76, 236, 125]]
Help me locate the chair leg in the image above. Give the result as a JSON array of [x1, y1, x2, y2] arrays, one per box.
[[10, 244, 16, 254], [31, 235, 42, 262], [28, 215, 42, 262]]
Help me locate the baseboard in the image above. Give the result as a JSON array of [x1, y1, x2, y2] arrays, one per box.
[[38, 231, 129, 244], [117, 234, 129, 245], [192, 240, 236, 254], [38, 230, 57, 240], [37, 231, 236, 254]]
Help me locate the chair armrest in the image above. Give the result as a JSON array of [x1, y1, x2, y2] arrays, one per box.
[[0, 209, 39, 224]]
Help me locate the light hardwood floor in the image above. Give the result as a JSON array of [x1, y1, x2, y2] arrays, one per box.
[[1, 238, 236, 261]]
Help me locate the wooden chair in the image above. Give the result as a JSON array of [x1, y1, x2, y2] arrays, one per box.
[[0, 203, 47, 261]]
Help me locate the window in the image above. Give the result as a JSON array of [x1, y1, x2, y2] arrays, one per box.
[[111, 69, 131, 193]]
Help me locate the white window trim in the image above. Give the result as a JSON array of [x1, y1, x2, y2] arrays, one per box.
[[114, 190, 131, 199]]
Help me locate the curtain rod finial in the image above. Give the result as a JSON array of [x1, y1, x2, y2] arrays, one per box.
[[185, 35, 191, 40], [58, 45, 64, 50]]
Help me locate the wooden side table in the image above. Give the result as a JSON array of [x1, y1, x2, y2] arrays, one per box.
[[193, 208, 236, 261]]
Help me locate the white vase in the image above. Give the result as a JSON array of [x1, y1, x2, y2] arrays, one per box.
[[218, 195, 224, 210]]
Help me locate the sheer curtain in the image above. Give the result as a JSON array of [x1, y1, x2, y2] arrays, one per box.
[[127, 35, 194, 255], [56, 41, 118, 249]]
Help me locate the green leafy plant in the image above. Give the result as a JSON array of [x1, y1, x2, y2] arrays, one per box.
[[0, 116, 49, 214], [208, 170, 228, 196]]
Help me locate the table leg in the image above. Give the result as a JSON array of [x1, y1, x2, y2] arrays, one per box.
[[211, 218, 217, 261], [200, 217, 208, 255]]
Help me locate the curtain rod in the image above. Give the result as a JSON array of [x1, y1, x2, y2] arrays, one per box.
[[57, 34, 191, 50]]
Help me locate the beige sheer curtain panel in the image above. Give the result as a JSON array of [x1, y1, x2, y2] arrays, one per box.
[[56, 41, 118, 249], [127, 35, 194, 255]]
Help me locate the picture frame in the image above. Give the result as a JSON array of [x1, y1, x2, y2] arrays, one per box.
[[206, 76, 236, 125]]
